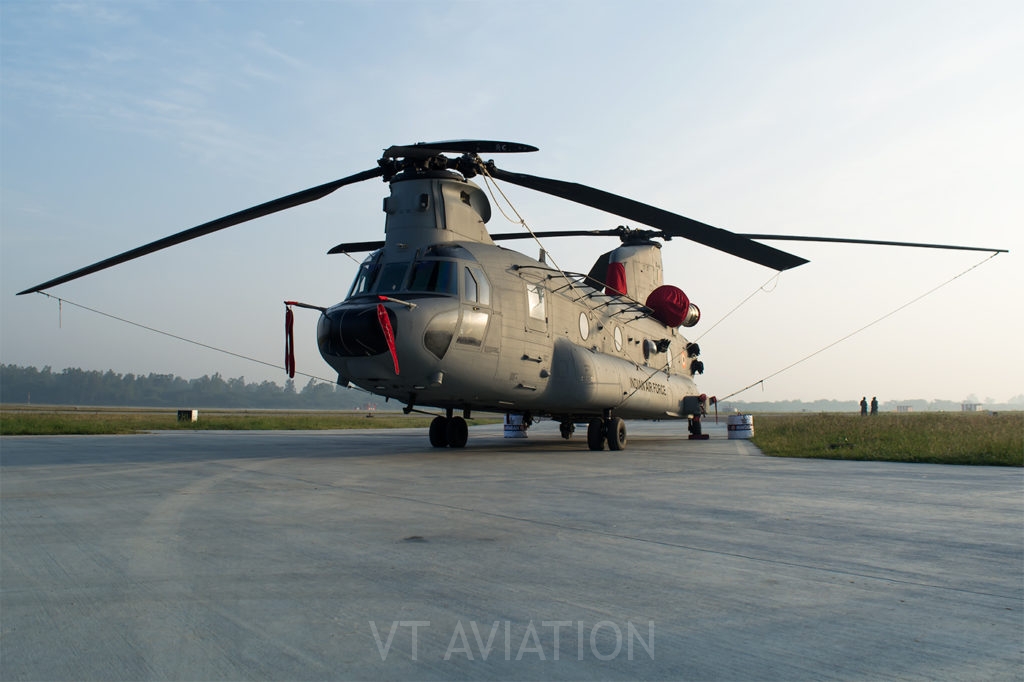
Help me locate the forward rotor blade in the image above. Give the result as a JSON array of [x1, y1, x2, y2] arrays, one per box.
[[739, 234, 1009, 253], [486, 165, 808, 271], [19, 166, 385, 295], [384, 140, 538, 158], [327, 240, 385, 254], [326, 229, 619, 255]]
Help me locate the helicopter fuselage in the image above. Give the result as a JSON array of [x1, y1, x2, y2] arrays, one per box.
[[315, 170, 704, 427]]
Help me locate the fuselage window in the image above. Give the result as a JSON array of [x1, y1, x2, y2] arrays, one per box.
[[527, 284, 546, 321], [407, 260, 458, 295]]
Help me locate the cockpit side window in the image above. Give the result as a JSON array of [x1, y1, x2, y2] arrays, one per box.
[[464, 266, 491, 305], [347, 260, 381, 298]]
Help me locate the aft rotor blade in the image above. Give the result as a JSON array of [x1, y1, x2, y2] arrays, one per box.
[[486, 165, 808, 271], [19, 166, 385, 295], [489, 229, 619, 241], [739, 234, 1009, 253]]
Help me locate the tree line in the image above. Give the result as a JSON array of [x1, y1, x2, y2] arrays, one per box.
[[3, 364, 1019, 412], [0, 364, 385, 409]]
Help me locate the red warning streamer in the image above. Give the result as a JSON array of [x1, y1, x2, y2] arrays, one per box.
[[284, 305, 296, 379], [376, 299, 400, 375], [283, 300, 327, 379]]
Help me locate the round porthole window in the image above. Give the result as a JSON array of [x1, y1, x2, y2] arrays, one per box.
[[613, 327, 623, 352], [579, 312, 590, 340]]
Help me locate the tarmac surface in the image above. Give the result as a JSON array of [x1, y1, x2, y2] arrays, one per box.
[[1, 420, 1022, 680]]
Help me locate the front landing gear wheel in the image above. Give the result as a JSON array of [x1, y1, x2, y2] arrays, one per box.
[[429, 416, 449, 448], [559, 421, 575, 440], [446, 416, 469, 448], [607, 417, 627, 451], [587, 418, 606, 451]]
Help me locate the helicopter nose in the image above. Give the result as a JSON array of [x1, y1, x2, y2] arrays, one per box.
[[318, 303, 398, 358]]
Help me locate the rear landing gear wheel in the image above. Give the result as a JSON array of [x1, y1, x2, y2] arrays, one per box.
[[559, 421, 575, 440], [607, 417, 627, 451], [446, 416, 469, 448], [429, 416, 449, 448], [587, 418, 606, 451]]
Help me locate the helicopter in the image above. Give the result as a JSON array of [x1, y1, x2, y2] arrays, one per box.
[[18, 140, 1007, 450]]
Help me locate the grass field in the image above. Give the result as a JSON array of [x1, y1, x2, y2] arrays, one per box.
[[751, 412, 1023, 466], [2, 406, 1020, 466], [0, 405, 448, 435]]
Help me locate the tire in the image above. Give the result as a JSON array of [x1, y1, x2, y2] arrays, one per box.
[[607, 417, 627, 451], [446, 416, 469, 448], [587, 418, 605, 451], [429, 416, 449, 447]]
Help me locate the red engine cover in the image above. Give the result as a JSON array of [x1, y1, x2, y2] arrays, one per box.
[[645, 285, 691, 327]]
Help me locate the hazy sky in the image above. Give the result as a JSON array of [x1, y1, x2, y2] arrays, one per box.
[[2, 0, 1021, 403]]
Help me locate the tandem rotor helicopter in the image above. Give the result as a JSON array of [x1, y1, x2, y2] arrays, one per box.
[[19, 140, 1007, 450]]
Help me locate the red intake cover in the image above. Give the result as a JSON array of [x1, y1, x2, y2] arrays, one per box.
[[645, 285, 691, 327], [605, 262, 627, 296]]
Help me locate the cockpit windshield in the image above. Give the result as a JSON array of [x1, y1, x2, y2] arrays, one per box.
[[376, 262, 410, 294], [346, 252, 459, 299], [407, 260, 458, 295]]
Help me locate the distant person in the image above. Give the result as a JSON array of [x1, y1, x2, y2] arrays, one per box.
[[870, 397, 878, 415], [860, 397, 868, 416]]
